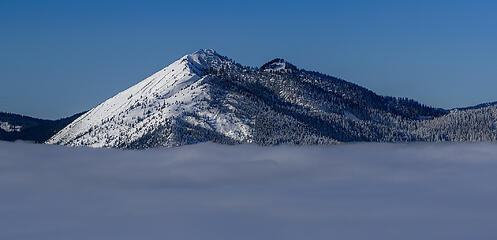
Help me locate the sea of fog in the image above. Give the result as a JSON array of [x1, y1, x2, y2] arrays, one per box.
[[1, 141, 496, 240]]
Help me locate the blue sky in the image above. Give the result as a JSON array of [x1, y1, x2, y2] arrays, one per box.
[[1, 0, 496, 119]]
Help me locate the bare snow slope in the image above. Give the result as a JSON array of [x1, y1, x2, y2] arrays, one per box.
[[47, 50, 251, 148]]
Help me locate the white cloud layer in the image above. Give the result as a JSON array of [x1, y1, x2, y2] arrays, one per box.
[[1, 141, 497, 240]]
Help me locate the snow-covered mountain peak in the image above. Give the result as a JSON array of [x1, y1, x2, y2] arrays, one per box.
[[180, 49, 227, 75], [192, 48, 217, 56], [261, 58, 298, 73], [47, 49, 247, 148]]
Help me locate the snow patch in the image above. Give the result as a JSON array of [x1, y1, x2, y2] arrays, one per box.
[[0, 122, 22, 132], [344, 111, 360, 121]]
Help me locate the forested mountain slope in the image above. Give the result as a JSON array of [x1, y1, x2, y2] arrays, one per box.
[[46, 50, 496, 148]]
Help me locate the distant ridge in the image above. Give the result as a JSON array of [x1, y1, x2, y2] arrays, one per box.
[[0, 112, 86, 143], [455, 101, 497, 111]]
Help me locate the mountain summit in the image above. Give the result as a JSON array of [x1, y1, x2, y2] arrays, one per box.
[[48, 49, 245, 148], [260, 58, 298, 73], [47, 50, 497, 148]]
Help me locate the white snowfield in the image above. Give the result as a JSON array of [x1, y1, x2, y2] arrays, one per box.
[[47, 49, 251, 147]]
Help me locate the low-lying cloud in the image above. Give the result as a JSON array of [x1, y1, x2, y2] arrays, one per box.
[[1, 141, 497, 240]]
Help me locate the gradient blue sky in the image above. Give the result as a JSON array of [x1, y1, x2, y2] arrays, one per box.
[[1, 0, 496, 119]]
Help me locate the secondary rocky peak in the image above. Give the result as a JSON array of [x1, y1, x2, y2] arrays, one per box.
[[260, 58, 298, 73]]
